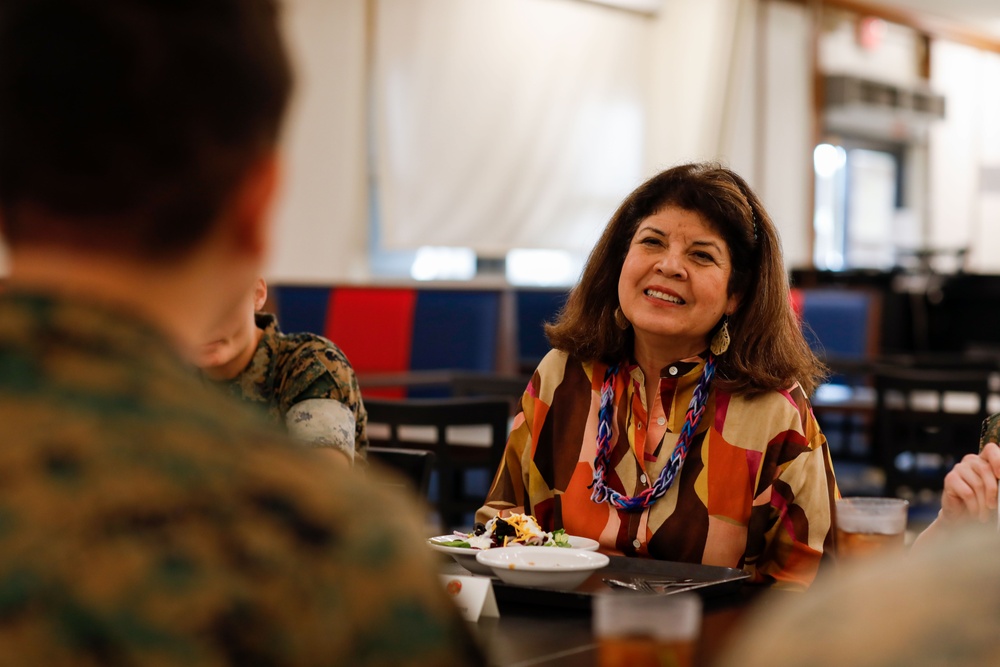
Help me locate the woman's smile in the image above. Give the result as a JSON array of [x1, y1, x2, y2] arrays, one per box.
[[642, 287, 685, 305]]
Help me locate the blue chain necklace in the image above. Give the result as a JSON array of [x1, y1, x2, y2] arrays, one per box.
[[589, 356, 717, 512]]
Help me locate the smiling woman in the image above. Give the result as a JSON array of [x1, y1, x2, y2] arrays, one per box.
[[477, 162, 837, 590]]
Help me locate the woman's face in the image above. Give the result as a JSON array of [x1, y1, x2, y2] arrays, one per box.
[[617, 206, 737, 360]]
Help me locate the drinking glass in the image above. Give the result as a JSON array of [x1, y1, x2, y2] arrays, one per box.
[[836, 497, 908, 559], [593, 592, 701, 667]]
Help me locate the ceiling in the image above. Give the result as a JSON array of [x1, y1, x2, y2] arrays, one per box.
[[588, 0, 1000, 40], [873, 0, 1000, 39]]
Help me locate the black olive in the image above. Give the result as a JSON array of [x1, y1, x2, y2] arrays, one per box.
[[472, 522, 487, 536], [493, 518, 516, 539]]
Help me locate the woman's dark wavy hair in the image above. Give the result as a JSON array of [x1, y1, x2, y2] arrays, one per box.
[[546, 162, 826, 396]]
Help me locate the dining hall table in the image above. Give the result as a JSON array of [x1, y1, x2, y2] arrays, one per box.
[[439, 559, 788, 667]]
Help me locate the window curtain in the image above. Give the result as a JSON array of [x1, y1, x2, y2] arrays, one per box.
[[373, 0, 650, 255], [267, 0, 369, 282], [372, 0, 796, 261], [646, 0, 813, 269]]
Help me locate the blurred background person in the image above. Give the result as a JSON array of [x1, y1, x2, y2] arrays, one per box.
[[478, 163, 838, 589], [715, 523, 1000, 667], [197, 277, 367, 465], [0, 0, 479, 663]]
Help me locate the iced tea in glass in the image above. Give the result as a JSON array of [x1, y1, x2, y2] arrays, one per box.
[[593, 592, 701, 667], [836, 497, 908, 559]]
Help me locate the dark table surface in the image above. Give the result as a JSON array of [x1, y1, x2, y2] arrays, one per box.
[[441, 560, 779, 667]]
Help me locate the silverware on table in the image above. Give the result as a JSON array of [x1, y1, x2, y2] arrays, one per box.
[[602, 576, 697, 593], [602, 578, 644, 591]]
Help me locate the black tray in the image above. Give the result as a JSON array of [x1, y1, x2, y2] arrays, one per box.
[[488, 556, 750, 611]]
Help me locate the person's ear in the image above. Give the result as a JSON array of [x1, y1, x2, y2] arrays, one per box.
[[229, 151, 281, 261], [253, 277, 268, 312]]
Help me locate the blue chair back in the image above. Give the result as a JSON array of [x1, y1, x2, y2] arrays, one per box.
[[515, 289, 568, 371], [409, 290, 502, 397], [270, 285, 331, 336], [800, 289, 876, 360]]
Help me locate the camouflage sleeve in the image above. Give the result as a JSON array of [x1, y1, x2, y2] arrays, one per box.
[[0, 437, 483, 665], [287, 398, 357, 462], [274, 337, 369, 461], [295, 457, 484, 665], [981, 413, 1000, 451]]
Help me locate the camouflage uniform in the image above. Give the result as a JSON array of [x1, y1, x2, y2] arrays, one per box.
[[0, 291, 480, 666], [212, 312, 369, 462], [981, 413, 1000, 450]]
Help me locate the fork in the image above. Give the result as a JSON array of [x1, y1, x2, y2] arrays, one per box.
[[630, 578, 657, 593], [631, 577, 699, 592], [642, 577, 695, 586], [602, 578, 648, 592]]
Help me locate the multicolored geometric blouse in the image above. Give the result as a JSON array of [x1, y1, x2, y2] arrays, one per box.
[[477, 349, 839, 589]]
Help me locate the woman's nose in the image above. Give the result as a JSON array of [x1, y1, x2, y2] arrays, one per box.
[[654, 251, 686, 278]]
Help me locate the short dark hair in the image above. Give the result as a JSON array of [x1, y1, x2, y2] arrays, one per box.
[[546, 162, 826, 396], [0, 0, 293, 259]]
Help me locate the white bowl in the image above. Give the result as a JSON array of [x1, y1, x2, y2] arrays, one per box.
[[475, 546, 610, 590], [427, 540, 495, 575], [427, 535, 600, 576]]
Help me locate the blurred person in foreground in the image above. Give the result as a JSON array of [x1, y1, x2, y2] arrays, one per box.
[[714, 523, 1000, 667], [0, 1, 478, 664], [477, 163, 839, 589], [912, 416, 1000, 547], [196, 277, 368, 466]]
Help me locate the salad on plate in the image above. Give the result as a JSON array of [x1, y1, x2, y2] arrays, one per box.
[[436, 513, 571, 550]]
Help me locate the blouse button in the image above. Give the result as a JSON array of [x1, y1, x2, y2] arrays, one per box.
[[668, 366, 678, 376], [632, 538, 641, 549], [640, 474, 647, 484], [657, 416, 665, 426]]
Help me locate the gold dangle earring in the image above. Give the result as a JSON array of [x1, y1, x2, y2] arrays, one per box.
[[614, 307, 630, 330], [710, 316, 731, 355]]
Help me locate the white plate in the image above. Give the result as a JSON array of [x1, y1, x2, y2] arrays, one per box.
[[427, 534, 600, 576], [475, 546, 610, 590]]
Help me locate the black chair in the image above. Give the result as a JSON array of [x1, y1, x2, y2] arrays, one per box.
[[448, 371, 531, 414], [367, 446, 436, 498], [872, 365, 992, 497], [812, 356, 878, 464], [364, 397, 511, 531]]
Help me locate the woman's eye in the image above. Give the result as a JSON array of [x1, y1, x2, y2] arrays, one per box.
[[639, 237, 661, 247], [693, 251, 715, 262]]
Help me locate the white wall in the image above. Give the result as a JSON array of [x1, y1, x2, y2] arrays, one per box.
[[819, 13, 923, 86], [758, 1, 814, 269], [929, 42, 1000, 272], [266, 0, 370, 283]]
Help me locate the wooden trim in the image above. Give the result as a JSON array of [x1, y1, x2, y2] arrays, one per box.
[[807, 0, 823, 267], [780, 0, 1000, 54], [918, 32, 932, 79]]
